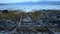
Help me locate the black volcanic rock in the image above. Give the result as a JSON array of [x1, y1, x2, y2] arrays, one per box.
[[0, 20, 18, 31], [2, 10, 9, 13]]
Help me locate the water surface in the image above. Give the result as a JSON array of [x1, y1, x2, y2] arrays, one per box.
[[0, 4, 60, 12]]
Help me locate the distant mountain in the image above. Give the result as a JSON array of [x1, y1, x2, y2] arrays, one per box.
[[36, 1, 60, 5], [0, 1, 60, 5], [0, 3, 7, 5]]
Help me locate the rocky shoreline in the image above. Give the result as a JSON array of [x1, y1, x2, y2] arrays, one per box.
[[0, 10, 60, 34]]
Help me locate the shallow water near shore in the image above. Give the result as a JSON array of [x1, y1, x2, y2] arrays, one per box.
[[0, 4, 60, 12]]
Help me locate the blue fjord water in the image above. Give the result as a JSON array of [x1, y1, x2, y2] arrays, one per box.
[[0, 4, 60, 12]]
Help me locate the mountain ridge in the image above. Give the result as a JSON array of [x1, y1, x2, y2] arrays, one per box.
[[0, 1, 60, 5]]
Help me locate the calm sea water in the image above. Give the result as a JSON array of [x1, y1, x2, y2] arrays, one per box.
[[0, 4, 60, 12]]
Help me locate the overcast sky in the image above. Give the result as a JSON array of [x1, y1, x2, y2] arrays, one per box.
[[0, 0, 60, 3]]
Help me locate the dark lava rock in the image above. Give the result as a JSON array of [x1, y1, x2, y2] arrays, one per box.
[[0, 20, 18, 31], [2, 10, 9, 13]]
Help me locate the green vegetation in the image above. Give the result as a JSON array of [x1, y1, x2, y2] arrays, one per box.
[[0, 10, 60, 22]]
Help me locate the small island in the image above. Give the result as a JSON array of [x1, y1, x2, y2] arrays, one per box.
[[0, 3, 7, 5]]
